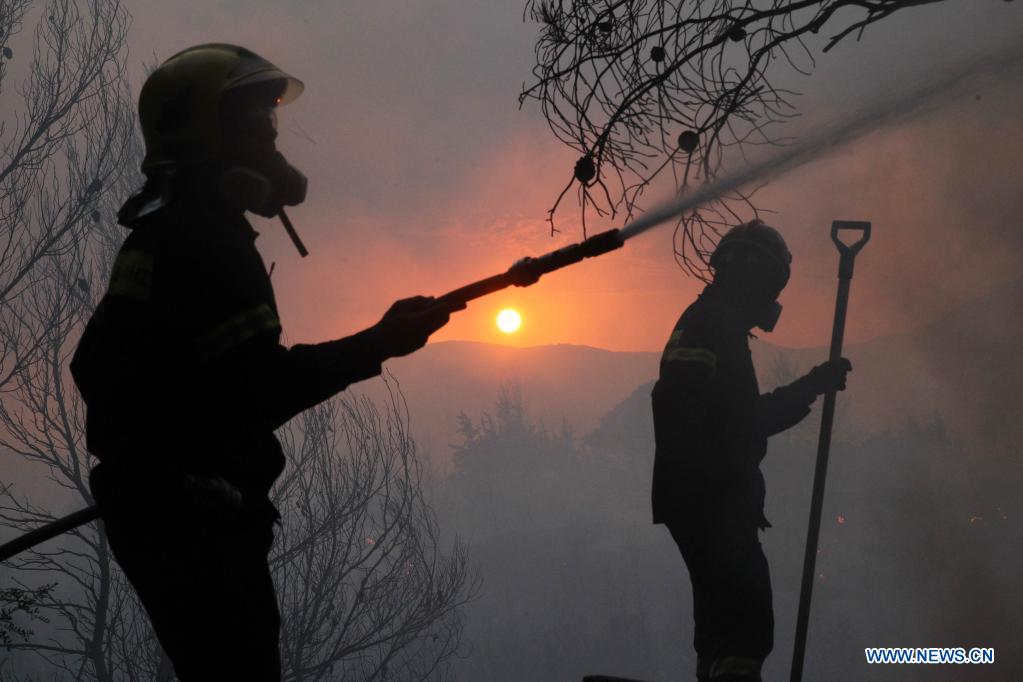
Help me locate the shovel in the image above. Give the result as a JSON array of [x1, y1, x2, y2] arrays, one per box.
[[789, 220, 871, 682]]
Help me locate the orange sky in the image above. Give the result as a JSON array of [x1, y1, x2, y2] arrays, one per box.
[[262, 92, 1023, 352], [122, 1, 1023, 353]]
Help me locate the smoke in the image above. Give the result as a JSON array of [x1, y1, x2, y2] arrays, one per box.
[[619, 40, 1023, 243]]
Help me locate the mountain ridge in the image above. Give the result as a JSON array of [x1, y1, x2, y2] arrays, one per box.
[[363, 278, 1023, 464]]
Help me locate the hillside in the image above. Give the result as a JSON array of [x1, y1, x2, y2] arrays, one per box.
[[360, 342, 659, 464], [365, 277, 1023, 464]]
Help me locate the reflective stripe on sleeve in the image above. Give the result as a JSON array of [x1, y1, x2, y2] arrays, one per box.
[[664, 346, 717, 371], [107, 250, 153, 301], [708, 656, 763, 678], [195, 303, 281, 360]]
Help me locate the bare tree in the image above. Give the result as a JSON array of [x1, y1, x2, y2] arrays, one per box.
[[0, 1, 139, 679], [272, 384, 478, 682], [0, 0, 133, 389], [520, 0, 947, 278], [0, 583, 53, 648], [0, 4, 474, 678], [4, 350, 472, 681]]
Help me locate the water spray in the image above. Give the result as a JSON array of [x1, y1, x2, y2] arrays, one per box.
[[436, 41, 1023, 304]]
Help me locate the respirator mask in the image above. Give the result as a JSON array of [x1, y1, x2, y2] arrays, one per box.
[[219, 93, 309, 255], [219, 102, 307, 214]]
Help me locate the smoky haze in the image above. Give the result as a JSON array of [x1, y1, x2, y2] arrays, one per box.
[[1, 0, 1021, 680], [408, 280, 1023, 680]]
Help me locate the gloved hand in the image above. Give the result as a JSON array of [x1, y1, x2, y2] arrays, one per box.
[[369, 296, 466, 359], [804, 357, 853, 395]]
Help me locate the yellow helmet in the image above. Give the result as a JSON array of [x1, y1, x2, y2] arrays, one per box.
[[138, 43, 303, 173]]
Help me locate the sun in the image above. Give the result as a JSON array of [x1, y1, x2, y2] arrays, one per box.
[[496, 308, 522, 334]]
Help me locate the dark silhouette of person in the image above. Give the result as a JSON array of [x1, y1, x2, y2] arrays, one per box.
[[651, 220, 851, 682], [69, 44, 463, 681]]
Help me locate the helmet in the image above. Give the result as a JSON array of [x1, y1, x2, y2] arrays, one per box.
[[138, 43, 304, 173], [709, 219, 792, 292]]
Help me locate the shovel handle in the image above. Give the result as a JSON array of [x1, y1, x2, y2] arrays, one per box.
[[790, 219, 871, 682]]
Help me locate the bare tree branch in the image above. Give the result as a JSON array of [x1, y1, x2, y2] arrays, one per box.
[[1, 5, 477, 678], [0, 0, 132, 390], [272, 380, 479, 682], [0, 2, 154, 680], [520, 0, 948, 279]]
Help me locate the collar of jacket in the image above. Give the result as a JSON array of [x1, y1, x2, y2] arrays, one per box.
[[123, 182, 260, 245], [119, 166, 259, 239]]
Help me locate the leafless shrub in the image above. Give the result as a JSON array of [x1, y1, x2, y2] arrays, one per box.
[[521, 0, 947, 279], [273, 383, 478, 682]]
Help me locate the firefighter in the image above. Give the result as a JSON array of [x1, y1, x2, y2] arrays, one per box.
[[70, 44, 462, 681], [651, 220, 851, 682]]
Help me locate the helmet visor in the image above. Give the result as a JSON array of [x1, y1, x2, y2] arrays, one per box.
[[224, 69, 304, 105]]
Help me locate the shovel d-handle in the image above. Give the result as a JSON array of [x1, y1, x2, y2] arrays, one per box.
[[831, 220, 871, 279], [825, 220, 871, 362]]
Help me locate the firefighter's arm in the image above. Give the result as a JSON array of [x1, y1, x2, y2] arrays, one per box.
[[172, 228, 461, 432], [758, 357, 853, 436], [197, 297, 461, 432], [651, 327, 726, 479], [200, 328, 379, 433], [654, 346, 717, 423], [757, 381, 815, 437]]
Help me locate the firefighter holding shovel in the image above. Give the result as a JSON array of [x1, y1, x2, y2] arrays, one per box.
[[651, 220, 853, 682]]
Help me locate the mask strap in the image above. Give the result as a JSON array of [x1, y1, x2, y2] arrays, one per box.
[[278, 209, 309, 257]]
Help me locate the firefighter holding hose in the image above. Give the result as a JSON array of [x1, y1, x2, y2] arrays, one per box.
[[651, 220, 852, 682], [69, 44, 462, 680]]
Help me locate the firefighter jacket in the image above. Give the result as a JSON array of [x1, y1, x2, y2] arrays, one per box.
[[71, 198, 383, 496], [651, 286, 818, 528]]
